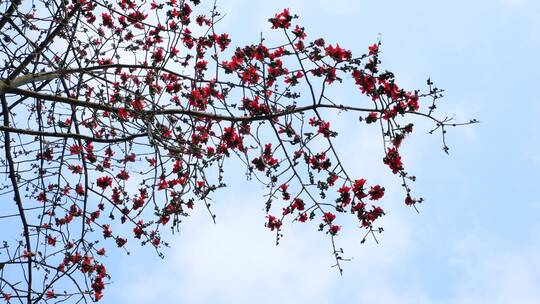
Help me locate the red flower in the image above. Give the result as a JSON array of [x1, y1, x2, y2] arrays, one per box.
[[115, 237, 127, 247], [222, 55, 243, 72], [405, 194, 415, 206], [368, 43, 379, 55], [46, 290, 56, 299], [98, 58, 113, 65], [123, 153, 136, 163], [368, 206, 385, 222], [37, 148, 54, 161], [241, 65, 260, 85], [2, 293, 11, 302], [383, 108, 397, 120], [383, 147, 403, 174], [132, 98, 145, 111], [70, 144, 83, 155], [116, 170, 130, 180], [323, 212, 336, 224], [105, 147, 114, 157], [215, 33, 231, 51], [327, 174, 339, 186], [117, 107, 129, 120], [133, 221, 144, 239], [352, 179, 368, 199], [407, 94, 420, 111], [62, 186, 71, 195], [158, 178, 168, 190], [101, 13, 114, 29], [69, 165, 83, 174], [325, 44, 351, 62], [317, 120, 334, 138], [22, 250, 34, 260], [292, 198, 305, 211], [76, 183, 85, 196], [266, 215, 282, 231], [152, 48, 164, 63], [368, 185, 385, 200], [127, 10, 148, 28], [46, 235, 57, 246], [366, 112, 378, 124], [96, 176, 112, 190], [37, 192, 46, 202], [196, 15, 209, 26], [94, 290, 103, 302], [160, 215, 170, 225], [392, 134, 404, 148], [352, 179, 366, 192], [292, 25, 306, 39], [336, 185, 351, 207], [270, 9, 292, 29], [352, 202, 366, 213], [329, 225, 341, 235], [195, 60, 208, 72]]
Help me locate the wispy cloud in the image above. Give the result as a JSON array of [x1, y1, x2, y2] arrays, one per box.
[[115, 189, 415, 304]]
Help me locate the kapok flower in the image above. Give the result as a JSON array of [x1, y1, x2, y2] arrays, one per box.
[[269, 9, 292, 29], [323, 212, 336, 224], [96, 176, 112, 190], [368, 185, 385, 200]]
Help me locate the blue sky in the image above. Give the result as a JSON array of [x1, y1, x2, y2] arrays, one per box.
[[101, 0, 540, 303]]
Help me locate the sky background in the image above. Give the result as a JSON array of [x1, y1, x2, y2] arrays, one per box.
[[101, 0, 540, 303]]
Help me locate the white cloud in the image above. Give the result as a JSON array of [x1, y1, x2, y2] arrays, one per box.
[[114, 190, 540, 304], [114, 183, 416, 304], [446, 231, 540, 304]]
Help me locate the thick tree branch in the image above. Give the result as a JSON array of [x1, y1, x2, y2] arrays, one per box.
[[0, 0, 20, 31], [0, 126, 147, 143], [1, 94, 32, 304]]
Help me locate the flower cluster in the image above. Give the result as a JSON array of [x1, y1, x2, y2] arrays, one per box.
[[0, 1, 472, 301]]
